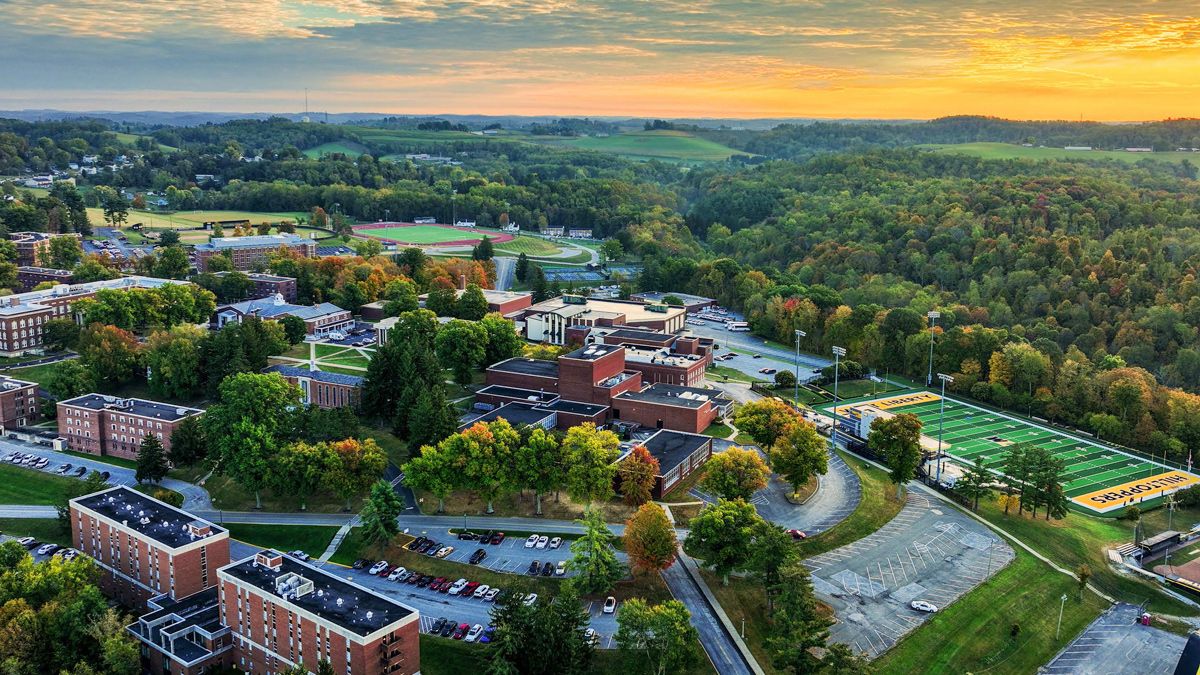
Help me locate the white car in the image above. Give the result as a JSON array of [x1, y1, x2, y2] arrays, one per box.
[[555, 561, 567, 576], [473, 584, 491, 599], [910, 600, 938, 613], [535, 536, 549, 549], [387, 567, 408, 582], [524, 534, 539, 549], [602, 596, 617, 614], [523, 593, 538, 607], [549, 536, 562, 549], [584, 628, 599, 646], [465, 624, 484, 643], [368, 561, 389, 575], [37, 543, 58, 555], [484, 587, 501, 602], [447, 579, 469, 595]]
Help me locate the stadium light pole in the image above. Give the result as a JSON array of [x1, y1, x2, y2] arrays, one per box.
[[936, 373, 954, 483], [926, 310, 940, 386], [794, 330, 806, 406], [831, 346, 847, 452]]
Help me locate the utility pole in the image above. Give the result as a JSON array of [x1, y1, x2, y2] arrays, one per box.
[[831, 346, 846, 452], [793, 329, 806, 406], [926, 310, 940, 386], [1056, 593, 1068, 639], [936, 373, 954, 482]]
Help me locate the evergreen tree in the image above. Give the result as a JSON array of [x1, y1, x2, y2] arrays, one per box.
[[135, 434, 169, 484], [767, 561, 834, 674], [515, 252, 530, 282], [568, 508, 625, 594], [456, 283, 489, 320], [406, 385, 458, 449], [530, 265, 549, 302], [168, 415, 208, 466], [957, 456, 993, 511], [473, 236, 494, 261]]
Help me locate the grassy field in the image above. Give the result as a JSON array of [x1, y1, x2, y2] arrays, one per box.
[[85, 208, 308, 231], [225, 523, 339, 558], [357, 224, 495, 245], [61, 450, 137, 470], [702, 422, 735, 439], [0, 463, 84, 505], [876, 548, 1107, 674], [492, 236, 564, 256], [112, 131, 178, 153], [542, 130, 748, 162], [0, 518, 70, 546], [819, 378, 903, 399], [415, 487, 636, 524], [205, 474, 365, 513], [923, 142, 1200, 165], [707, 366, 765, 384], [795, 452, 906, 558], [303, 141, 369, 158]]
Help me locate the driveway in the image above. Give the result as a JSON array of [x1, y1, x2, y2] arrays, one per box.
[[754, 450, 861, 536], [803, 490, 1015, 658], [661, 552, 755, 675], [493, 256, 515, 290], [1042, 603, 1186, 674], [686, 322, 831, 370]]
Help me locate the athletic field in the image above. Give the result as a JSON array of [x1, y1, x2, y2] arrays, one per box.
[[821, 391, 1199, 515], [353, 222, 514, 247]]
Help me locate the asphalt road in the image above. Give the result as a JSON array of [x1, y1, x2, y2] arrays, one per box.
[[686, 320, 831, 370], [494, 256, 515, 290], [661, 551, 755, 675]]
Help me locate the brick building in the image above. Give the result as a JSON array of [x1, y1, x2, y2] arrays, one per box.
[[0, 374, 39, 428], [16, 266, 73, 291], [9, 231, 81, 266], [575, 327, 713, 387], [406, 287, 533, 320], [263, 364, 363, 410], [128, 587, 234, 675], [0, 275, 191, 355], [215, 294, 353, 337], [517, 295, 686, 344], [57, 394, 204, 460], [212, 271, 298, 303], [617, 430, 713, 498], [194, 234, 317, 272], [219, 549, 420, 675], [612, 383, 729, 434], [69, 486, 230, 609]]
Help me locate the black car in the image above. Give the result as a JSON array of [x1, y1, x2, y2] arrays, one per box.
[[73, 467, 87, 477], [439, 620, 456, 638], [352, 559, 369, 570], [407, 537, 427, 551], [99, 471, 110, 481], [541, 560, 553, 576], [527, 561, 540, 575], [20, 539, 39, 549], [469, 548, 487, 565], [431, 617, 448, 634], [416, 575, 434, 588], [458, 531, 477, 541], [420, 540, 439, 554]]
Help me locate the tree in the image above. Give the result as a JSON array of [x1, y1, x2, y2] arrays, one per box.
[[599, 238, 624, 262], [614, 598, 698, 675], [1076, 563, 1092, 599], [353, 238, 384, 259], [403, 443, 459, 514], [684, 498, 761, 584], [323, 438, 388, 511], [479, 312, 524, 365], [271, 441, 336, 511], [957, 456, 993, 511], [360, 480, 404, 555], [280, 315, 307, 344], [151, 246, 190, 279], [435, 319, 487, 384], [774, 369, 797, 389], [406, 385, 458, 449], [568, 508, 625, 594], [618, 445, 659, 507], [701, 447, 770, 501], [515, 252, 530, 282], [562, 423, 622, 504], [43, 359, 95, 404], [868, 413, 922, 498], [42, 318, 81, 351], [770, 421, 827, 498], [733, 398, 799, 449], [515, 426, 563, 516], [144, 325, 206, 400], [488, 583, 592, 675], [425, 286, 457, 316], [456, 283, 490, 320], [457, 420, 520, 514], [472, 236, 494, 261], [168, 415, 207, 466], [767, 561, 834, 675], [750, 521, 797, 612], [135, 435, 168, 484], [39, 234, 83, 269], [76, 323, 141, 384], [158, 229, 180, 246], [624, 503, 677, 575]]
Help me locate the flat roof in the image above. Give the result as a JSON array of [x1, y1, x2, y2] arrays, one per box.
[[463, 402, 555, 428], [525, 296, 685, 324], [487, 357, 560, 379], [129, 588, 225, 666], [615, 383, 724, 409], [0, 374, 37, 390], [635, 429, 712, 472], [562, 343, 622, 361], [541, 399, 608, 416], [17, 266, 72, 275], [476, 384, 559, 403], [264, 364, 364, 387], [195, 234, 312, 251], [212, 271, 295, 282], [58, 394, 203, 421], [601, 328, 675, 344], [0, 275, 189, 311], [631, 291, 715, 306], [220, 550, 416, 637], [73, 486, 225, 549]]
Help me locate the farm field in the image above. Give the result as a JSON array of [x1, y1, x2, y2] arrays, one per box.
[[541, 130, 748, 162], [303, 141, 369, 158], [112, 131, 178, 153], [923, 142, 1200, 164], [822, 391, 1193, 515]]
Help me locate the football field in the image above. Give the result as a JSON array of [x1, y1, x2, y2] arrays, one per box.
[[353, 222, 514, 247], [823, 391, 1199, 515]]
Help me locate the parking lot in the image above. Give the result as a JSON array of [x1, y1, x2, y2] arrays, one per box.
[[314, 323, 378, 347], [401, 526, 629, 579], [1, 533, 78, 564], [1043, 603, 1185, 674], [803, 491, 1016, 658]]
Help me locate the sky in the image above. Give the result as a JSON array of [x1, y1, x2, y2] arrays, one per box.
[[1, 0, 1198, 120]]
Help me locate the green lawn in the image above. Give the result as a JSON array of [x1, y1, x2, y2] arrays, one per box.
[[0, 518, 70, 547], [357, 225, 492, 245], [543, 130, 748, 162], [205, 474, 364, 514], [702, 422, 735, 439], [707, 366, 764, 384], [225, 523, 339, 558], [419, 634, 715, 675], [876, 548, 1107, 674], [923, 142, 1200, 165], [0, 463, 85, 505], [492, 236, 563, 256], [819, 378, 902, 399], [795, 452, 906, 558], [771, 386, 830, 406], [133, 484, 184, 505], [61, 450, 137, 470]]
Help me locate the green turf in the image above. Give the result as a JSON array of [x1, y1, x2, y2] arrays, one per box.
[[542, 130, 748, 162], [358, 225, 492, 245], [0, 518, 70, 547], [923, 142, 1200, 165], [0, 462, 83, 505], [224, 523, 339, 558]]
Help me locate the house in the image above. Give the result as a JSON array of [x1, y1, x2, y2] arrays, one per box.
[[567, 228, 593, 239], [542, 227, 565, 237]]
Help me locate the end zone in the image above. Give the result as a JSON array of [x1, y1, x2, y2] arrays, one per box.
[[1070, 471, 1200, 513]]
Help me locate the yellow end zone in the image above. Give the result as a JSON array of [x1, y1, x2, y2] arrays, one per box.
[[851, 391, 942, 411], [1071, 471, 1200, 513]]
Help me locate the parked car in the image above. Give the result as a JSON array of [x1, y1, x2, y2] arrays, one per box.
[[910, 600, 938, 613], [352, 559, 369, 570], [480, 626, 495, 644], [549, 537, 563, 549], [489, 532, 506, 545], [535, 535, 549, 549], [541, 560, 553, 576], [73, 467, 87, 477], [447, 579, 469, 596], [393, 570, 412, 583], [524, 534, 539, 549], [463, 581, 480, 596], [439, 620, 456, 638], [420, 540, 440, 554], [405, 573, 422, 585], [431, 617, 448, 634], [458, 531, 477, 541], [555, 561, 567, 576], [407, 537, 428, 551], [473, 584, 491, 599], [435, 546, 455, 559], [786, 529, 807, 540], [522, 593, 538, 607], [368, 561, 389, 575], [37, 543, 60, 556], [527, 561, 541, 575], [584, 628, 599, 647], [16, 536, 35, 548], [484, 587, 501, 602], [469, 548, 487, 565], [603, 597, 617, 614], [99, 471, 110, 481], [452, 623, 470, 640], [416, 575, 434, 588], [428, 576, 447, 591], [465, 624, 484, 643], [387, 567, 408, 582]]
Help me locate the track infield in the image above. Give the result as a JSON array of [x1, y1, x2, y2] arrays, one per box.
[[820, 391, 1199, 515], [353, 222, 513, 247]]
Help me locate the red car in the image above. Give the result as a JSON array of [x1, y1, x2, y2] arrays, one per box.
[[463, 581, 481, 596], [377, 565, 395, 577], [453, 623, 470, 639], [786, 529, 807, 540], [490, 532, 506, 545], [429, 577, 447, 591]]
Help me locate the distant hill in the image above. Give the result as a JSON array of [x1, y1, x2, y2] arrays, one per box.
[[538, 129, 750, 163]]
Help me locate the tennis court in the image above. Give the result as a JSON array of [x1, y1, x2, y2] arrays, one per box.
[[823, 391, 1199, 515]]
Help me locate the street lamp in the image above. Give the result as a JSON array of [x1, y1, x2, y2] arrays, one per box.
[[926, 311, 940, 386], [936, 373, 954, 482], [1056, 593, 1068, 639], [831, 346, 846, 452], [793, 330, 806, 406]]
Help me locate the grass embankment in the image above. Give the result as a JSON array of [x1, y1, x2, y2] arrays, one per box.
[[492, 236, 562, 256], [876, 548, 1107, 674], [795, 452, 905, 558], [225, 523, 339, 558], [817, 378, 904, 400], [0, 518, 70, 546], [707, 366, 764, 384], [61, 450, 137, 470], [419, 634, 716, 675], [0, 463, 84, 505]]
